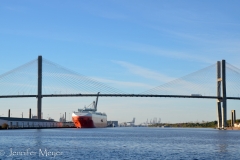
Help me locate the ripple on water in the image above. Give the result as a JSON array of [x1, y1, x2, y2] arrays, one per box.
[[0, 128, 240, 159]]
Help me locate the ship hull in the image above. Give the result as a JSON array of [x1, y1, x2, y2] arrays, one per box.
[[72, 112, 107, 128]]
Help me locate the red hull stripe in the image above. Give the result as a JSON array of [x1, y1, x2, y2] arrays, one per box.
[[72, 116, 95, 128]]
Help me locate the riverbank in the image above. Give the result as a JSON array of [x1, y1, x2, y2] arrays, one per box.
[[149, 121, 217, 128], [149, 119, 240, 129], [226, 127, 240, 130]]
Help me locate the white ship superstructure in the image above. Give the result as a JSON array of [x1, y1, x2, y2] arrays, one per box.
[[72, 93, 107, 128]]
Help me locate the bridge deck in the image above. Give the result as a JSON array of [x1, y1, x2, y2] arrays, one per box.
[[0, 94, 239, 100], [0, 94, 240, 100]]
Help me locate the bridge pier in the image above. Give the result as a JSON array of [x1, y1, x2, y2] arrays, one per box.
[[216, 61, 222, 128], [37, 56, 42, 119], [216, 60, 227, 129], [221, 60, 227, 128]]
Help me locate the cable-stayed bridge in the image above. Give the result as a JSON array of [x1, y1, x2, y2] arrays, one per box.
[[1, 56, 240, 129]]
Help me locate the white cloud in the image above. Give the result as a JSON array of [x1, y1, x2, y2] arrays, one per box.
[[113, 60, 175, 83], [118, 42, 214, 64], [90, 77, 153, 90]]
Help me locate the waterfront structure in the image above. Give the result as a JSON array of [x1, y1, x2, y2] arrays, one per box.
[[0, 117, 75, 129], [119, 118, 136, 127], [59, 114, 66, 122], [59, 112, 67, 122], [32, 115, 38, 119], [234, 123, 240, 127], [0, 117, 58, 128], [231, 110, 236, 127], [107, 121, 118, 127]]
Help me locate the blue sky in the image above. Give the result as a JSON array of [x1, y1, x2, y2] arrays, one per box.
[[1, 1, 240, 123]]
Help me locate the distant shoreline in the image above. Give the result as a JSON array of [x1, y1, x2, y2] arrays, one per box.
[[150, 126, 240, 130], [148, 119, 240, 129]]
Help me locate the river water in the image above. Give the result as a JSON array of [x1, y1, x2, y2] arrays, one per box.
[[0, 127, 239, 159]]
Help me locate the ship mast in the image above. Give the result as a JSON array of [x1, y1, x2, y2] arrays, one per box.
[[94, 92, 100, 111]]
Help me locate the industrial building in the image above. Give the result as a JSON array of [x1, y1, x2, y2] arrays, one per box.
[[0, 117, 60, 128], [0, 117, 75, 129], [107, 121, 118, 127], [0, 108, 75, 129]]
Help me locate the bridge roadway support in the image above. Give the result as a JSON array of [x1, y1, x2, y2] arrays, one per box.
[[29, 108, 31, 119], [216, 60, 227, 129], [216, 61, 222, 128], [37, 56, 42, 119], [221, 60, 227, 129]]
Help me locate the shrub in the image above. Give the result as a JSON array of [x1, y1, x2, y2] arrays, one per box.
[[2, 123, 8, 129]]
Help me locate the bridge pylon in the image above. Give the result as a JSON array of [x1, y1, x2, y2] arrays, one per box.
[[216, 60, 227, 129], [37, 55, 42, 119]]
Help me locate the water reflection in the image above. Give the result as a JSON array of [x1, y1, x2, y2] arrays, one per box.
[[34, 129, 43, 147], [0, 128, 239, 159]]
